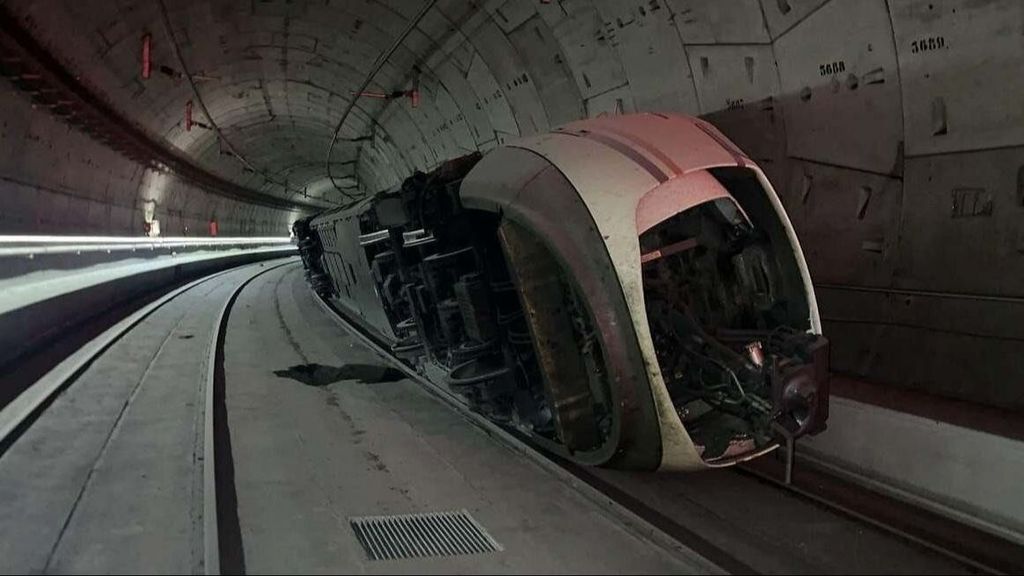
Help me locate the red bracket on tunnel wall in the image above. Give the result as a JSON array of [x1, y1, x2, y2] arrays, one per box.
[[141, 33, 151, 79], [183, 100, 209, 131]]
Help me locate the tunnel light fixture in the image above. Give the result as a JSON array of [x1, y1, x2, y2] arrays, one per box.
[[351, 88, 420, 108], [353, 90, 403, 100], [0, 236, 292, 244], [0, 236, 294, 258]]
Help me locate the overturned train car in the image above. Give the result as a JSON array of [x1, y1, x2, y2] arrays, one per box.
[[294, 113, 829, 471]]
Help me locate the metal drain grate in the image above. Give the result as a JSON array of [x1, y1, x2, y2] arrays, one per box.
[[350, 510, 502, 561]]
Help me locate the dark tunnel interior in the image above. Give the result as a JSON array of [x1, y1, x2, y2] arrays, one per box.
[[2, 0, 1020, 412], [2, 2, 1024, 571]]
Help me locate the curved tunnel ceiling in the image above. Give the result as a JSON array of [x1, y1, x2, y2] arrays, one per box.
[[7, 0, 1021, 208], [0, 0, 922, 201], [1, 0, 1020, 239]]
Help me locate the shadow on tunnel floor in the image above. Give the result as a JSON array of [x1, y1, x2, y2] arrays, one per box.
[[273, 363, 405, 387]]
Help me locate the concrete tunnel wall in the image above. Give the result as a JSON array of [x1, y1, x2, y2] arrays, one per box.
[[0, 88, 297, 236], [0, 0, 1022, 409]]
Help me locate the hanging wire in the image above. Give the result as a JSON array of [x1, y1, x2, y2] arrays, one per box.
[[325, 0, 438, 202], [154, 0, 330, 204]]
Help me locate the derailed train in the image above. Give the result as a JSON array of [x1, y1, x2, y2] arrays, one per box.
[[294, 113, 829, 471]]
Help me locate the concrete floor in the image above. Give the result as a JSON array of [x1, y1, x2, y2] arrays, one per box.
[[0, 262, 273, 574], [223, 262, 705, 574], [0, 260, 986, 575], [227, 263, 976, 575]]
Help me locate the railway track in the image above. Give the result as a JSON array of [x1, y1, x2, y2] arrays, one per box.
[[312, 289, 1024, 575], [0, 258, 295, 574], [2, 260, 1020, 574], [737, 453, 1024, 574]]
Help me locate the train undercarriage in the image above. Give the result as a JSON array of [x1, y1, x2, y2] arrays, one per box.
[[296, 146, 828, 468]]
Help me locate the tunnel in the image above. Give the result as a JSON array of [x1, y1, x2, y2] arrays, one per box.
[[0, 0, 1022, 573]]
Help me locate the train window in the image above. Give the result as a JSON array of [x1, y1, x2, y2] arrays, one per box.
[[708, 167, 810, 328], [330, 258, 345, 289]]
